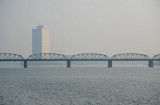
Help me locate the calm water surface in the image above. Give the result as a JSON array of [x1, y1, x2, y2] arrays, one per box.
[[0, 67, 160, 105]]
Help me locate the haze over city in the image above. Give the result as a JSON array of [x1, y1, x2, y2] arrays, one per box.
[[1, 1, 160, 105], [0, 0, 160, 58]]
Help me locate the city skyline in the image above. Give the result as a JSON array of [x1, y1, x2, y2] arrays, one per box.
[[0, 0, 160, 58]]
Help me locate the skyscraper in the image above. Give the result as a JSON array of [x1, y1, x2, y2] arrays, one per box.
[[32, 25, 50, 54]]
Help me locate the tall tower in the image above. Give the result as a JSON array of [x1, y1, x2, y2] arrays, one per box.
[[32, 25, 50, 54]]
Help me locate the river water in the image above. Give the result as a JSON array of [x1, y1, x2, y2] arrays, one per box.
[[0, 67, 160, 105]]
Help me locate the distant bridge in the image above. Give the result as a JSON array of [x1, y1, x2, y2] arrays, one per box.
[[0, 53, 160, 68]]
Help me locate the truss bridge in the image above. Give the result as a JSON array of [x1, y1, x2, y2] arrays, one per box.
[[0, 53, 160, 68]]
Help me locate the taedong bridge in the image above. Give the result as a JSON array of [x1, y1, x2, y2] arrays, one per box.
[[0, 53, 160, 68]]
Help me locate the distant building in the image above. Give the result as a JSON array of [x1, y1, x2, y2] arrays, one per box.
[[32, 25, 50, 54]]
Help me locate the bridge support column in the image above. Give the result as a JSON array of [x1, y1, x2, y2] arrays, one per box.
[[67, 60, 71, 68], [148, 60, 153, 68], [24, 60, 27, 68], [108, 60, 112, 68]]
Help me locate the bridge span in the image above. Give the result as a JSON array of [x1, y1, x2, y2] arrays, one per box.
[[0, 53, 160, 68]]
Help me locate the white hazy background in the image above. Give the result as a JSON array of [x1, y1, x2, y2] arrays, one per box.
[[0, 0, 160, 58]]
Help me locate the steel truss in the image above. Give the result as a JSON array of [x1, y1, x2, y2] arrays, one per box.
[[27, 53, 67, 60], [0, 53, 24, 60], [112, 53, 150, 59], [71, 53, 109, 60]]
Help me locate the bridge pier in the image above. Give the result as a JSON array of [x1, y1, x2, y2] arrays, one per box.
[[67, 60, 71, 68], [148, 60, 153, 68], [24, 60, 27, 68], [108, 60, 112, 68]]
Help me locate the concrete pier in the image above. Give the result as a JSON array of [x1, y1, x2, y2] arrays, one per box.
[[148, 60, 153, 68], [67, 60, 71, 68], [108, 60, 112, 68], [24, 60, 27, 68]]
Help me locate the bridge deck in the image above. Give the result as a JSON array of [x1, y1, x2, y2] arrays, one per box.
[[0, 59, 159, 61]]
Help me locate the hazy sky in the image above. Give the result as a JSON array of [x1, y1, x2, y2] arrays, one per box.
[[0, 0, 160, 58]]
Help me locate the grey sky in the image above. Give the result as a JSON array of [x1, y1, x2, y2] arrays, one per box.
[[0, 0, 160, 58]]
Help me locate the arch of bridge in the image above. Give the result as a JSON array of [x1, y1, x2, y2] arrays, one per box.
[[0, 53, 24, 60], [71, 53, 109, 59], [27, 53, 67, 60], [112, 53, 150, 59], [152, 54, 160, 59]]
